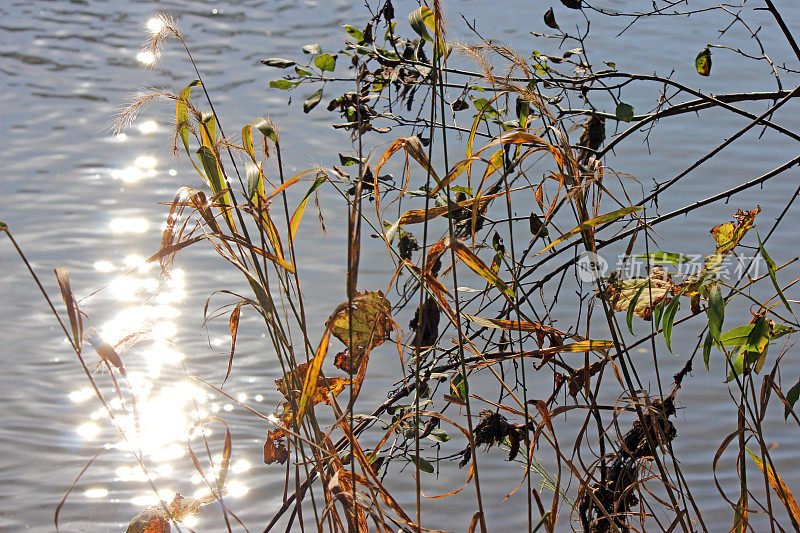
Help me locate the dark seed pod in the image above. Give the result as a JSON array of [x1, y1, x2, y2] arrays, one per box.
[[398, 232, 419, 260], [577, 113, 605, 165]]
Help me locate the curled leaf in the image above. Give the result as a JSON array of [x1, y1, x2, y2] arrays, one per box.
[[544, 7, 559, 29], [695, 47, 711, 76], [303, 88, 323, 113], [327, 291, 393, 372], [261, 58, 296, 68], [264, 430, 290, 465]]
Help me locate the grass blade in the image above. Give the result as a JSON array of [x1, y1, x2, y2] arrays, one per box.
[[289, 174, 326, 243], [746, 448, 800, 529], [662, 288, 686, 353], [450, 238, 514, 298], [297, 328, 332, 421], [537, 206, 643, 255], [758, 233, 795, 317]]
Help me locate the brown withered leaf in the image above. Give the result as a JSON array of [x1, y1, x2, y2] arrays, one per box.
[[607, 207, 761, 320], [126, 493, 204, 533], [327, 291, 393, 372], [605, 266, 676, 320], [409, 297, 440, 349], [264, 430, 290, 465], [126, 507, 169, 533], [273, 363, 350, 429], [275, 363, 350, 406]]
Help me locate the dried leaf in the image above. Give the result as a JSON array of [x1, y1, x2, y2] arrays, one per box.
[[461, 313, 566, 338], [606, 266, 675, 320], [54, 267, 82, 351], [126, 493, 205, 533], [264, 430, 290, 465], [537, 206, 643, 255], [84, 327, 124, 373], [746, 449, 800, 528], [327, 291, 393, 372], [448, 237, 514, 298], [543, 7, 559, 29], [681, 207, 760, 293]]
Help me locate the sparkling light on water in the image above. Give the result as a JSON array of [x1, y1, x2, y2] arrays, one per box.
[[110, 217, 149, 234], [137, 120, 158, 134]]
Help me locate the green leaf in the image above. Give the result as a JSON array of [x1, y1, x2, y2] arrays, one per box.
[[338, 154, 362, 167], [290, 175, 327, 241], [473, 98, 500, 118], [426, 428, 450, 442], [242, 118, 276, 165], [615, 102, 634, 122], [745, 316, 769, 354], [450, 372, 468, 401], [634, 252, 691, 265], [197, 146, 234, 229], [662, 288, 685, 352], [758, 234, 795, 317], [785, 379, 800, 420], [695, 47, 712, 76], [725, 347, 746, 382], [261, 58, 296, 68], [269, 79, 300, 90], [295, 66, 312, 77], [252, 117, 277, 143], [411, 455, 434, 473], [343, 24, 364, 42], [303, 88, 323, 113], [703, 331, 713, 370], [627, 282, 651, 334], [408, 6, 435, 42], [302, 43, 321, 55], [197, 146, 224, 195], [176, 80, 204, 177], [314, 53, 336, 72], [707, 284, 724, 343], [652, 294, 669, 329], [719, 324, 755, 346]]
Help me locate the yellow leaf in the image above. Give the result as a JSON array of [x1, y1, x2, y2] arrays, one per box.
[[450, 238, 514, 298], [537, 206, 643, 255], [297, 329, 333, 420], [746, 448, 800, 529]]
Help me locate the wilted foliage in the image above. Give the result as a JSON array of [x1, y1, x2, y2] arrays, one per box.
[[8, 1, 800, 532]]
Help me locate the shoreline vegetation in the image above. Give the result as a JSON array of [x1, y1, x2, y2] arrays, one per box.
[[5, 1, 800, 531]]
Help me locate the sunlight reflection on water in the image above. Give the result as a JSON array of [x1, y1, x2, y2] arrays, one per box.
[[70, 255, 252, 511]]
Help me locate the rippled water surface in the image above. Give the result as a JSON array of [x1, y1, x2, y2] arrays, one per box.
[[3, 0, 800, 531]]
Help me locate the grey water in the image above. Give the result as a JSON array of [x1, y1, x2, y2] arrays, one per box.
[[2, 0, 800, 530]]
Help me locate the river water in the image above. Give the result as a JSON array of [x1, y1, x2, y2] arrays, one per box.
[[2, 0, 800, 531]]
